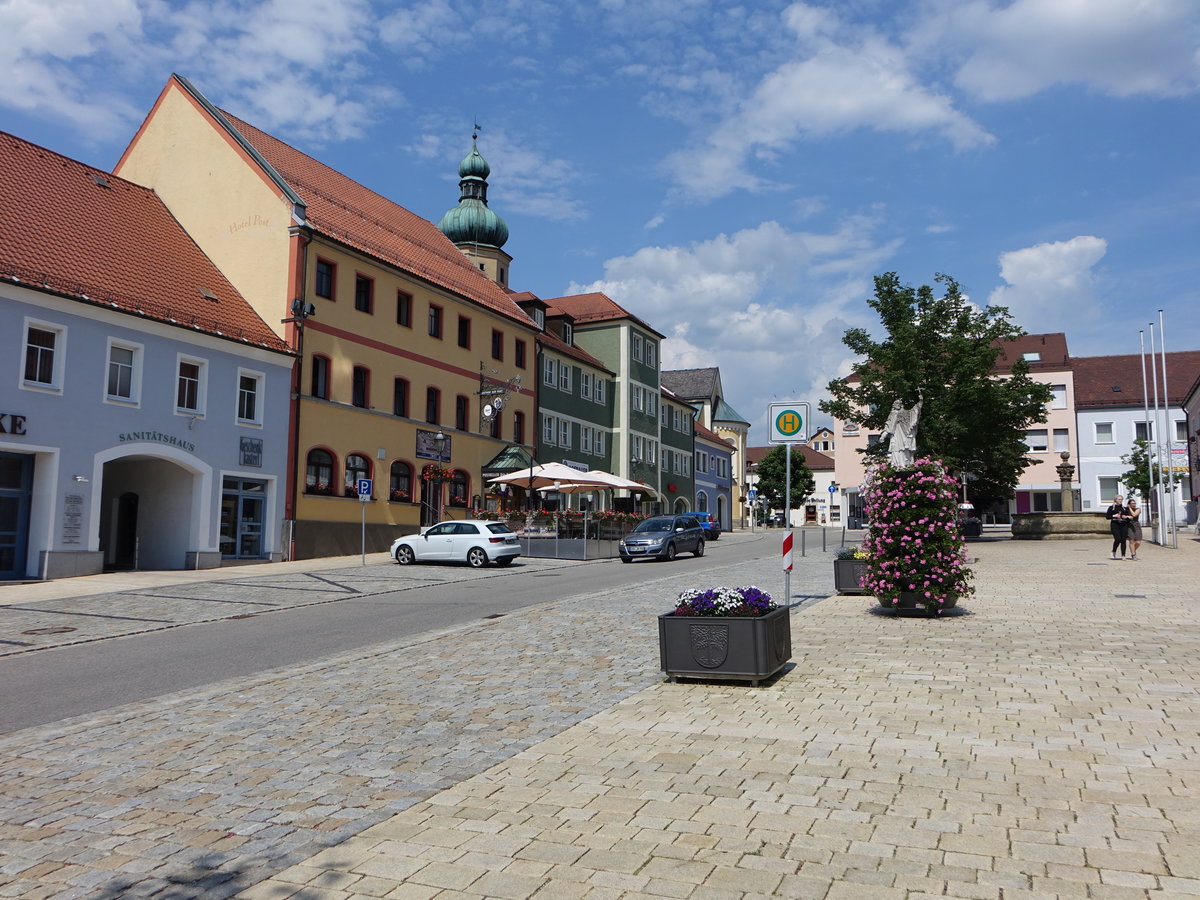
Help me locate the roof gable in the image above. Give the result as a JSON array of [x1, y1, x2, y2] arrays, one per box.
[[0, 131, 289, 353], [547, 292, 665, 338], [1073, 351, 1200, 407]]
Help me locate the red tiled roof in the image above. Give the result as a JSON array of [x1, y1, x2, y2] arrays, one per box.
[[0, 131, 290, 353], [547, 292, 665, 338], [993, 333, 1071, 371], [746, 445, 834, 470], [694, 421, 730, 445], [1072, 351, 1200, 407], [218, 111, 534, 329]]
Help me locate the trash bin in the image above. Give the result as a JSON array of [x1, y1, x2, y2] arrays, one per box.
[[849, 516, 862, 529]]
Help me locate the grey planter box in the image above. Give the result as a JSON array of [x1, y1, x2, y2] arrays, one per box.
[[833, 558, 869, 594], [658, 605, 792, 686], [879, 591, 959, 617]]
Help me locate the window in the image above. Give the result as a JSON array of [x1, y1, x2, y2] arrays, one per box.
[[489, 411, 502, 439], [632, 435, 643, 461], [354, 274, 374, 313], [106, 341, 140, 403], [1032, 491, 1063, 512], [673, 408, 683, 432], [311, 355, 330, 399], [1053, 428, 1069, 453], [425, 387, 440, 424], [1023, 351, 1041, 362], [559, 419, 570, 447], [562, 322, 573, 345], [176, 357, 205, 414], [581, 426, 592, 453], [515, 339, 526, 369], [632, 386, 643, 412], [1098, 477, 1120, 503], [660, 403, 667, 426], [351, 366, 369, 408], [1094, 422, 1114, 444], [390, 460, 413, 501], [1050, 384, 1067, 409], [345, 454, 370, 495], [306, 448, 334, 492], [428, 304, 443, 339], [595, 378, 605, 405], [646, 341, 656, 368], [457, 315, 471, 349], [514, 411, 525, 445], [543, 414, 555, 444], [1176, 420, 1188, 442], [237, 370, 264, 425], [558, 362, 571, 391], [647, 392, 657, 418], [23, 323, 62, 388], [393, 378, 409, 417], [1135, 421, 1153, 441], [396, 290, 412, 327], [544, 357, 556, 386], [632, 333, 643, 362], [450, 470, 469, 506], [697, 491, 708, 512], [455, 395, 469, 431], [315, 259, 335, 300], [596, 431, 605, 455], [581, 373, 592, 399], [491, 329, 503, 361], [1025, 429, 1048, 452]]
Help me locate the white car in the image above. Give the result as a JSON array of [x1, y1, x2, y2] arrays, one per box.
[[390, 519, 521, 568]]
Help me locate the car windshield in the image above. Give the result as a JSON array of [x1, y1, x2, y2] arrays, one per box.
[[634, 516, 674, 533], [486, 523, 513, 534]]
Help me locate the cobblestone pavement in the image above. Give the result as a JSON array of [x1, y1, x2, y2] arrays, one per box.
[[0, 534, 811, 899], [3, 534, 1200, 899], [0, 555, 579, 656]]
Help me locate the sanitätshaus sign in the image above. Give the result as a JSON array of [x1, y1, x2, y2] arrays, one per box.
[[118, 431, 196, 453]]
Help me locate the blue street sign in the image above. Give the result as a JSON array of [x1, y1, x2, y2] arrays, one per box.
[[828, 484, 837, 494], [747, 487, 758, 502], [357, 478, 372, 498]]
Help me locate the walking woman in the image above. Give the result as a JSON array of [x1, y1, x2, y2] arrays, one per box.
[[1127, 498, 1143, 559], [1105, 495, 1130, 560]]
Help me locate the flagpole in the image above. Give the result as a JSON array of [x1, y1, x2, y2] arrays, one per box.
[[1159, 309, 1177, 548], [1148, 322, 1166, 546], [1139, 330, 1152, 532]]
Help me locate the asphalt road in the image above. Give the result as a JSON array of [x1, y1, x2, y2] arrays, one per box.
[[1, 535, 776, 734]]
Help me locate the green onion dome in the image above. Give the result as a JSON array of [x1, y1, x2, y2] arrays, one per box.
[[437, 139, 508, 249]]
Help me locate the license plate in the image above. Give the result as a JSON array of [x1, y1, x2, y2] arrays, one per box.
[[628, 547, 645, 554]]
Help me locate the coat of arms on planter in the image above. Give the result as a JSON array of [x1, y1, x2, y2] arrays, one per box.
[[689, 624, 729, 668]]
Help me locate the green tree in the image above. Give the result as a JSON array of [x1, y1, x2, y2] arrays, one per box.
[[1120, 438, 1173, 503], [754, 445, 815, 513], [819, 272, 1052, 499]]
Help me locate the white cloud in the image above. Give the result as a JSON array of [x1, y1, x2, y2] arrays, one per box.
[[565, 217, 898, 437], [931, 0, 1200, 102], [988, 236, 1109, 333], [669, 2, 994, 201]]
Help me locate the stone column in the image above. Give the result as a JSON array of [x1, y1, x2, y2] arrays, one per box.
[[1055, 451, 1076, 513]]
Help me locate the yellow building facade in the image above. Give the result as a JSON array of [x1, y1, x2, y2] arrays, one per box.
[[116, 76, 538, 557]]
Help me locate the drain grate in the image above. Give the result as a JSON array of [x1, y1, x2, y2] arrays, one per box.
[[22, 625, 78, 636]]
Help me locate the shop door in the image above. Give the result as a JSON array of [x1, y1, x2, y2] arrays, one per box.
[[420, 478, 442, 527], [221, 478, 266, 559], [0, 452, 33, 580], [113, 492, 139, 570]]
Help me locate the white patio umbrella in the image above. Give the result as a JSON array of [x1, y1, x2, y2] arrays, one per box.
[[487, 462, 612, 491]]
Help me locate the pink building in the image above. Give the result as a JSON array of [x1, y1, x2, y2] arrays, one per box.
[[829, 333, 1076, 524]]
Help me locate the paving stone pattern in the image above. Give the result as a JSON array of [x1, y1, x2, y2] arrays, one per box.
[[0, 542, 800, 899], [239, 538, 1200, 900], [0, 561, 573, 656], [3, 536, 1200, 899]]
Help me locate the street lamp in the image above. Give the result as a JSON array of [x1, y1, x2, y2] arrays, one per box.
[[433, 430, 447, 460]]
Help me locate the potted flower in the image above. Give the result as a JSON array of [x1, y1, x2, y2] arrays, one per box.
[[305, 481, 332, 496], [862, 458, 973, 616], [658, 586, 791, 686], [833, 546, 870, 595], [389, 489, 410, 503], [421, 463, 453, 482]]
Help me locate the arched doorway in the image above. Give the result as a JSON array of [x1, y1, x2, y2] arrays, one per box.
[[98, 451, 206, 571]]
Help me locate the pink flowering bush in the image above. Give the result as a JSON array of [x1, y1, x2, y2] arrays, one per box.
[[862, 458, 973, 614]]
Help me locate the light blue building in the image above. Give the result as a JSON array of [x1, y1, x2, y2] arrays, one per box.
[[0, 133, 293, 580]]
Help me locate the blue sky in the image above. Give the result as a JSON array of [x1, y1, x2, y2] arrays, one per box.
[[4, 0, 1199, 441]]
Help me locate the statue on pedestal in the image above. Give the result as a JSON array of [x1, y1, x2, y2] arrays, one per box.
[[882, 398, 922, 468]]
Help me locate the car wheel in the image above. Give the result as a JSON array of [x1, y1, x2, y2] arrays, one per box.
[[495, 557, 515, 567], [662, 542, 677, 562], [620, 556, 632, 564], [395, 545, 415, 565], [694, 539, 705, 558], [467, 547, 488, 568]]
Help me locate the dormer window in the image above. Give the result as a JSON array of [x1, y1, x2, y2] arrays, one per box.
[[530, 308, 545, 329], [562, 322, 573, 345], [1023, 351, 1041, 362]]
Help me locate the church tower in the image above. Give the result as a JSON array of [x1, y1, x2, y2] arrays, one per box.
[[437, 129, 512, 287]]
